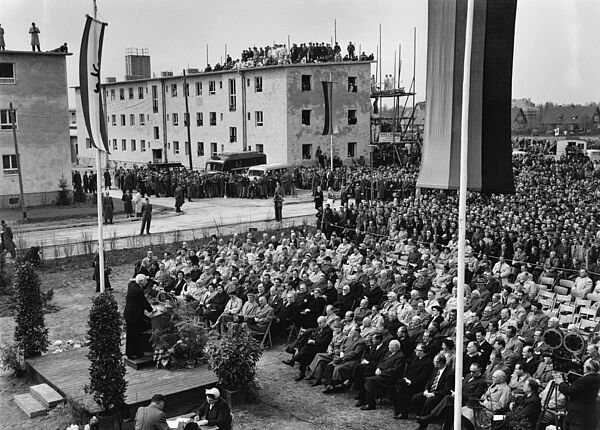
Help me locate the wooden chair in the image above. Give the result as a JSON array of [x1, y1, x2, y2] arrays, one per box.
[[558, 303, 576, 317], [578, 307, 598, 321], [553, 285, 569, 296], [574, 298, 592, 309], [558, 314, 575, 329], [558, 279, 575, 291], [258, 319, 274, 349], [553, 294, 572, 308], [578, 318, 599, 338], [538, 291, 556, 310], [539, 276, 556, 288], [286, 323, 299, 345]]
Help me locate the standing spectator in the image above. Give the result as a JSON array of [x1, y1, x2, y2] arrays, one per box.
[[124, 274, 154, 359], [133, 190, 143, 217], [29, 22, 40, 52], [274, 185, 283, 222], [174, 184, 185, 213], [103, 169, 112, 190], [140, 197, 153, 235], [122, 189, 133, 218], [0, 24, 5, 50], [102, 191, 114, 224], [347, 41, 355, 60], [556, 358, 600, 430], [0, 220, 16, 259]]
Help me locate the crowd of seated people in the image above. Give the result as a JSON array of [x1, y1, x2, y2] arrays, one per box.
[[127, 140, 600, 427]]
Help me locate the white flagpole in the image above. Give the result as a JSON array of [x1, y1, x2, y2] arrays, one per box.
[[454, 0, 474, 428], [93, 0, 105, 294]]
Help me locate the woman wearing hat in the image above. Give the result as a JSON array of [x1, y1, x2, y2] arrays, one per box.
[[193, 387, 232, 430]]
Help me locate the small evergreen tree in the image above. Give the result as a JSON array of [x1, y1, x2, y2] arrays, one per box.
[[13, 262, 49, 358], [57, 174, 72, 206], [85, 292, 127, 411]]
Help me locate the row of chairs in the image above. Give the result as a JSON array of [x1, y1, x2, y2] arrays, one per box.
[[537, 289, 600, 337]]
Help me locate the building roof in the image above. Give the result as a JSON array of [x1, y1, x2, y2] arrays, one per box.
[[0, 50, 72, 57], [71, 60, 375, 89], [541, 105, 600, 125], [511, 107, 526, 123]]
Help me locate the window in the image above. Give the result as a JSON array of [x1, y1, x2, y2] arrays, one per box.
[[255, 111, 263, 126], [302, 110, 311, 126], [119, 88, 125, 100], [185, 141, 190, 156], [255, 76, 263, 92], [209, 81, 216, 95], [210, 142, 217, 157], [302, 144, 312, 160], [130, 114, 135, 126], [184, 113, 189, 127], [219, 81, 223, 89], [172, 113, 179, 126], [110, 89, 115, 101], [0, 63, 16, 84], [347, 142, 357, 158], [221, 144, 225, 153], [220, 113, 224, 121], [0, 109, 16, 129], [348, 109, 357, 125], [195, 82, 202, 96], [174, 141, 180, 154], [141, 140, 146, 152], [152, 85, 159, 113], [301, 75, 311, 91], [111, 115, 116, 126], [131, 139, 137, 151], [197, 142, 204, 156], [210, 112, 217, 126], [121, 139, 127, 151], [120, 114, 126, 126], [139, 113, 145, 125], [85, 138, 92, 149], [247, 78, 251, 87], [247, 112, 251, 121], [256, 144, 264, 153], [2, 154, 17, 174], [154, 126, 160, 139], [138, 86, 144, 99], [196, 112, 203, 126], [128, 87, 134, 99], [171, 84, 178, 97], [113, 139, 118, 151], [230, 127, 237, 143], [228, 79, 236, 112], [348, 76, 357, 92]]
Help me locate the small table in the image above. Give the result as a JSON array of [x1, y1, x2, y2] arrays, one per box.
[[166, 413, 218, 430]]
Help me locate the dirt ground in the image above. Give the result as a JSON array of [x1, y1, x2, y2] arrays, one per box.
[[0, 255, 418, 430]]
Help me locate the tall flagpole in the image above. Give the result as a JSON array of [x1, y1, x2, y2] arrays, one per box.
[[329, 72, 334, 172], [454, 0, 475, 428], [93, 0, 106, 294]]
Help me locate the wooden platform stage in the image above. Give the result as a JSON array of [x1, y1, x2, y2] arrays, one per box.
[[26, 347, 217, 416]]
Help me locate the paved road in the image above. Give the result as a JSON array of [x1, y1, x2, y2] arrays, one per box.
[[15, 190, 319, 259]]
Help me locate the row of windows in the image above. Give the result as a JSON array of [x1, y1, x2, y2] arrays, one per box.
[[109, 111, 265, 128], [301, 109, 357, 126], [301, 142, 358, 159], [86, 138, 148, 153], [104, 74, 359, 103]]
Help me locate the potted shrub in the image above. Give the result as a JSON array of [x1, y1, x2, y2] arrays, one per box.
[[84, 292, 127, 430], [204, 329, 262, 407]]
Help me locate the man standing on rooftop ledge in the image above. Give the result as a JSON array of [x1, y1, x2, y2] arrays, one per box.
[[0, 24, 6, 50], [29, 22, 40, 52]]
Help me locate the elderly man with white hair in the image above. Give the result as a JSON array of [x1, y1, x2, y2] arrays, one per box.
[[124, 274, 155, 359], [571, 268, 593, 299], [463, 369, 511, 425]]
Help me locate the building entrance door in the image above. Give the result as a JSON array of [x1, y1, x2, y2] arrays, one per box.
[[152, 149, 163, 163]]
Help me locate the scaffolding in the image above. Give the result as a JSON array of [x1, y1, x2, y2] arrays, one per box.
[[369, 29, 419, 166]]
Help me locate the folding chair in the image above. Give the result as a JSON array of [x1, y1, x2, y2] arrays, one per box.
[[538, 291, 556, 310], [553, 285, 569, 296], [286, 323, 299, 345], [259, 319, 273, 349], [578, 307, 598, 321], [558, 279, 575, 291], [558, 303, 576, 317], [574, 298, 592, 309], [554, 294, 572, 307], [558, 314, 575, 329], [539, 276, 556, 288], [578, 318, 598, 339]]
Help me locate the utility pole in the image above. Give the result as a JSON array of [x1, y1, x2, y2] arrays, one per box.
[[9, 103, 27, 221], [183, 70, 193, 170]]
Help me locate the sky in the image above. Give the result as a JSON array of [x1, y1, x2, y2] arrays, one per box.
[[2, 0, 599, 106]]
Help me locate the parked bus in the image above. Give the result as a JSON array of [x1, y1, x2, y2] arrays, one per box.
[[204, 151, 266, 175], [247, 163, 293, 181]]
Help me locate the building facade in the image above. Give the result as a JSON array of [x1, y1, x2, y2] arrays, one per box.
[[0, 51, 72, 208], [75, 61, 372, 169]]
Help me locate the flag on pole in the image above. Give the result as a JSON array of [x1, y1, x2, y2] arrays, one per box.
[[79, 15, 109, 153], [322, 81, 339, 135], [418, 0, 517, 194]]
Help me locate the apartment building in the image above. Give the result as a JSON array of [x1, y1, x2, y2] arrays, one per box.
[[75, 61, 372, 169]]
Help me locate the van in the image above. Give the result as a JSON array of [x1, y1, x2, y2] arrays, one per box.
[[247, 163, 293, 181], [547, 139, 588, 160], [204, 151, 267, 175]]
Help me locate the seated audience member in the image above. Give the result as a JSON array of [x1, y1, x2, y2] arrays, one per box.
[[394, 343, 435, 419], [193, 388, 232, 430], [355, 339, 406, 411], [321, 327, 367, 392], [242, 295, 275, 337], [352, 332, 388, 390], [282, 316, 333, 381], [506, 380, 541, 430], [462, 369, 511, 426], [305, 322, 346, 386], [508, 363, 531, 396]]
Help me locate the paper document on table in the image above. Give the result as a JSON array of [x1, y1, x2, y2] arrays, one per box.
[[166, 417, 189, 429]]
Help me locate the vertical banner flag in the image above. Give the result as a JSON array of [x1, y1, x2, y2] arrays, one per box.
[[418, 0, 516, 193], [79, 15, 109, 153], [322, 81, 339, 135]]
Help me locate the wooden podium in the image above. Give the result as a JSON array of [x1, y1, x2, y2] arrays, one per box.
[[125, 307, 171, 370]]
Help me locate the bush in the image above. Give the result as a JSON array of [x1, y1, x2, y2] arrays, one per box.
[[0, 343, 26, 376], [13, 262, 49, 358], [57, 174, 72, 206], [84, 292, 127, 411], [0, 253, 12, 295]]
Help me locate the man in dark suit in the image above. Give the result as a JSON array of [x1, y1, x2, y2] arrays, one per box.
[[124, 274, 154, 359], [352, 333, 389, 390], [134, 393, 168, 430], [393, 343, 435, 419], [475, 329, 493, 366], [507, 379, 541, 430], [355, 339, 406, 410], [411, 353, 455, 429], [140, 197, 153, 235], [322, 328, 367, 392], [282, 316, 333, 381], [194, 387, 232, 430], [557, 358, 600, 430]]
